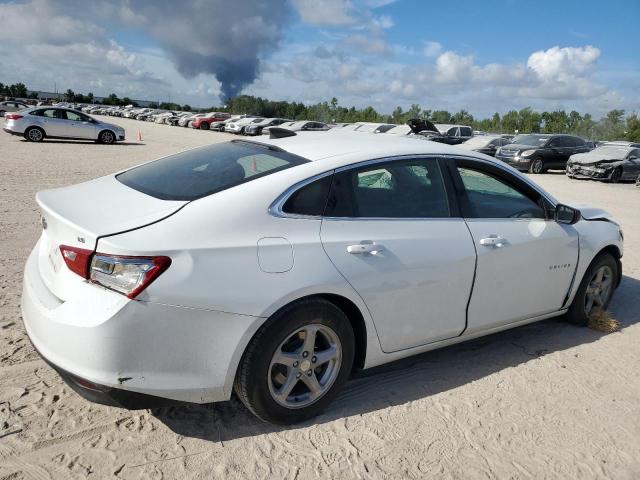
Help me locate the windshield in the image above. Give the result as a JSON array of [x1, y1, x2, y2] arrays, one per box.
[[511, 134, 549, 146], [117, 141, 309, 201], [590, 146, 630, 159]]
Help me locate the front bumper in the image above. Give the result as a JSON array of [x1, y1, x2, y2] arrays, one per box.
[[21, 242, 260, 407], [566, 164, 611, 180], [495, 154, 532, 171]]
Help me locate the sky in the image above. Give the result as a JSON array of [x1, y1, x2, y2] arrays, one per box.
[[0, 0, 638, 117]]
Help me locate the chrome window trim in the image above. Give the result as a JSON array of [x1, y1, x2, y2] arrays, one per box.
[[268, 153, 558, 220]]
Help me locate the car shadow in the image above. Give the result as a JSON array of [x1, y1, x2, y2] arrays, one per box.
[[152, 274, 640, 442]]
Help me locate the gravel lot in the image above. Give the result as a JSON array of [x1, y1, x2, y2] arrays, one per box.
[[1, 117, 639, 479]]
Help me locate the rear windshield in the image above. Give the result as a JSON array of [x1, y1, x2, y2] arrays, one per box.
[[117, 141, 308, 201]]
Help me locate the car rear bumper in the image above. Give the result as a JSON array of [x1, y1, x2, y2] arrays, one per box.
[[3, 127, 23, 136], [21, 241, 261, 407]]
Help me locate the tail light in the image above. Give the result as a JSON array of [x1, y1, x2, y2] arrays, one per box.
[[90, 254, 171, 299], [60, 245, 93, 278], [5, 114, 23, 120], [59, 245, 171, 299]]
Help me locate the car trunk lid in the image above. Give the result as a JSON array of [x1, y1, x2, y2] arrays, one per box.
[[36, 175, 187, 300]]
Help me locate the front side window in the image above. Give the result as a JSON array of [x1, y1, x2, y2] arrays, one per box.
[[118, 141, 308, 201], [447, 127, 459, 137], [326, 158, 449, 218], [457, 167, 545, 219], [64, 111, 83, 121]]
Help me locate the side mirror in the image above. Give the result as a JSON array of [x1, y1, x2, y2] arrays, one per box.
[[555, 204, 581, 225]]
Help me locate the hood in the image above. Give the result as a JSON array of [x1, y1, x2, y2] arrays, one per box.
[[567, 204, 614, 222], [407, 118, 439, 134], [569, 151, 624, 166], [501, 143, 539, 152]]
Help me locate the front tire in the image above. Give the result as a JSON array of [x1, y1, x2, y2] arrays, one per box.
[[529, 158, 544, 174], [24, 127, 45, 142], [566, 252, 618, 326], [199, 122, 209, 130], [609, 167, 622, 183], [98, 130, 115, 144], [234, 298, 355, 424]]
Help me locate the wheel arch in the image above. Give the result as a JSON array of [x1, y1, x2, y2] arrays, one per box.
[[597, 244, 623, 287], [98, 128, 116, 140]]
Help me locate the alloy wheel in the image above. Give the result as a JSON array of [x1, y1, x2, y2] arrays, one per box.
[[101, 131, 114, 144], [531, 159, 543, 174], [610, 168, 622, 183], [268, 324, 342, 409], [28, 129, 43, 142], [584, 265, 613, 315]]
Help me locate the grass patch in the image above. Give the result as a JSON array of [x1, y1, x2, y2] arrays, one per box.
[[588, 309, 620, 333]]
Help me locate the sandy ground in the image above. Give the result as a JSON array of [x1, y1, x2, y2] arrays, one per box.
[[1, 117, 639, 479]]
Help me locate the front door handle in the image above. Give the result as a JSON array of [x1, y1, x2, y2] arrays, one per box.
[[347, 243, 384, 255], [479, 236, 507, 248]]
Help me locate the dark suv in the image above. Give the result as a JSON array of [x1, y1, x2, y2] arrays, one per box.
[[495, 134, 591, 173]]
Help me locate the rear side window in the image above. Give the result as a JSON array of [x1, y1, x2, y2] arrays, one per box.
[[460, 127, 472, 136], [325, 158, 449, 218], [117, 141, 308, 201], [282, 175, 333, 216]]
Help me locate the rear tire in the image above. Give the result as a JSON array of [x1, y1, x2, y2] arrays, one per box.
[[234, 298, 355, 424], [24, 127, 44, 142], [529, 158, 544, 174], [98, 130, 115, 144], [0, 110, 5, 117], [566, 252, 618, 326]]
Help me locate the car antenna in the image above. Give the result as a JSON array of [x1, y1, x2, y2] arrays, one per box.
[[269, 127, 297, 139]]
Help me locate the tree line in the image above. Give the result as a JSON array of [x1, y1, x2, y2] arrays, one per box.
[[2, 81, 638, 141]]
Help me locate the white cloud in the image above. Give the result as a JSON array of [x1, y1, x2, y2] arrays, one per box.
[[423, 41, 443, 58], [527, 45, 600, 80], [291, 0, 357, 26], [372, 14, 394, 29]]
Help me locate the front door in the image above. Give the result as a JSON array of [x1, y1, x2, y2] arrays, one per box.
[[320, 157, 476, 352], [63, 110, 96, 139], [451, 160, 579, 334]]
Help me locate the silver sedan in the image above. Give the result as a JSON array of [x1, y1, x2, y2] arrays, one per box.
[[3, 107, 125, 143]]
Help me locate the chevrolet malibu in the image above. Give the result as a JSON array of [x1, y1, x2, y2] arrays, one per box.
[[22, 131, 623, 424]]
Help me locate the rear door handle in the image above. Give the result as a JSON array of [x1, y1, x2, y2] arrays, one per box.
[[347, 243, 384, 255], [479, 236, 507, 248]]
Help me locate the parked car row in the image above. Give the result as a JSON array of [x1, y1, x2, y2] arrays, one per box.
[[9, 103, 636, 184]]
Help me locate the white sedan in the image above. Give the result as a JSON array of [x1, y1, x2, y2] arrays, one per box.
[[22, 131, 623, 424]]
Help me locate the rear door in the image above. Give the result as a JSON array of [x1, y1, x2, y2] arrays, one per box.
[[320, 157, 476, 352], [449, 159, 579, 334], [39, 109, 67, 137]]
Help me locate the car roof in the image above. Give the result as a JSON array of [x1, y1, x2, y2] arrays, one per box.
[[252, 131, 495, 164]]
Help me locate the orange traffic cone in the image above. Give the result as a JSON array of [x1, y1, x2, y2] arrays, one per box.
[[137, 130, 143, 142]]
